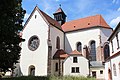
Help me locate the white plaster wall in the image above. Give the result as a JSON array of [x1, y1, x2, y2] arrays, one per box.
[[91, 67, 105, 79], [51, 60, 59, 75], [113, 37, 118, 53], [105, 61, 111, 80], [50, 26, 64, 57], [63, 56, 89, 76], [109, 30, 120, 56], [109, 42, 112, 56], [20, 10, 49, 76], [65, 28, 100, 54], [118, 31, 120, 48], [111, 55, 120, 80]]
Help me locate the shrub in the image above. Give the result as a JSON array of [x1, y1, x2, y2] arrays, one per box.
[[2, 76, 96, 80]]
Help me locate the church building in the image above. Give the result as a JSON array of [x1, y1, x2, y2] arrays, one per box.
[[13, 6, 113, 79]]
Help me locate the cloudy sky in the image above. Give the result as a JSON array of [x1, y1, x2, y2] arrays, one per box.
[[22, 0, 120, 28]]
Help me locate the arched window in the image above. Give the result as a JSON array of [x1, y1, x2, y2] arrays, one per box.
[[104, 44, 110, 60], [113, 64, 117, 76], [77, 42, 82, 52], [29, 65, 35, 76], [90, 40, 96, 61], [56, 36, 60, 49]]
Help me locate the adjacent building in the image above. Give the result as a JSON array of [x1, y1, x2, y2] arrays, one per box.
[[105, 22, 120, 80], [63, 50, 89, 77]]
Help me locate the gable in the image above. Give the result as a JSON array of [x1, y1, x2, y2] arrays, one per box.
[[22, 8, 49, 34], [23, 6, 63, 32], [63, 55, 88, 64]]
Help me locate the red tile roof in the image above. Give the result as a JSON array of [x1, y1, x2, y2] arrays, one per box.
[[69, 50, 82, 55], [53, 50, 83, 59], [53, 49, 68, 59], [61, 15, 111, 32]]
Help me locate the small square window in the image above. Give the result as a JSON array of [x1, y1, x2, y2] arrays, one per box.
[[71, 67, 80, 73], [71, 67, 75, 73], [35, 15, 37, 19], [73, 57, 78, 63], [76, 67, 79, 73], [100, 70, 103, 74]]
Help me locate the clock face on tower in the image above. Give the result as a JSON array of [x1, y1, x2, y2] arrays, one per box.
[[28, 35, 40, 51]]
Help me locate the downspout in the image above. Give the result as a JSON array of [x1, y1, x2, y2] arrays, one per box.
[[64, 32, 65, 52], [99, 28, 103, 61], [47, 24, 52, 75], [59, 57, 61, 76]]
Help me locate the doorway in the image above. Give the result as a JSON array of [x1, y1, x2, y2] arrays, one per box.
[[92, 71, 96, 78], [29, 65, 35, 76]]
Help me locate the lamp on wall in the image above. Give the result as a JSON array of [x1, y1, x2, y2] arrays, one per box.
[[47, 39, 52, 47]]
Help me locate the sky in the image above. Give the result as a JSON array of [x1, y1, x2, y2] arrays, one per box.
[[22, 0, 120, 28]]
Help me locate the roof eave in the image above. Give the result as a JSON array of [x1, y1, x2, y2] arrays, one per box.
[[64, 26, 112, 33]]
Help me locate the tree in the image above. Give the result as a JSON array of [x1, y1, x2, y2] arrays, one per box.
[[0, 0, 26, 73]]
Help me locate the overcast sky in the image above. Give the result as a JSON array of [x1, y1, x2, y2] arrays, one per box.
[[22, 0, 120, 28]]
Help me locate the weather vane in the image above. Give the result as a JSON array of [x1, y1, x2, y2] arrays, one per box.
[[36, 4, 38, 6], [59, 4, 61, 8]]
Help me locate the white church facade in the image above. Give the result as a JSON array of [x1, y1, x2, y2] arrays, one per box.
[[13, 6, 114, 79]]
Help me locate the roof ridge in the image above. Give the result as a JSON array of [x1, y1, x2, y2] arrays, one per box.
[[64, 14, 102, 24]]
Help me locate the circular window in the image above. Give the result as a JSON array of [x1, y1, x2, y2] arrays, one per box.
[[28, 35, 40, 51]]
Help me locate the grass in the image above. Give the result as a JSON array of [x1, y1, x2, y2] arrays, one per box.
[[2, 76, 96, 80]]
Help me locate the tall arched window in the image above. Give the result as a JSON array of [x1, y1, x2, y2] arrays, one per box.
[[113, 64, 117, 76], [76, 42, 82, 52], [104, 44, 110, 60], [90, 40, 96, 61], [56, 36, 60, 49]]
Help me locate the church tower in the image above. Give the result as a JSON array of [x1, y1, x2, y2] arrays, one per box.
[[53, 5, 66, 25]]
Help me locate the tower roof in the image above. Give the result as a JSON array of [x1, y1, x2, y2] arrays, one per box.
[[55, 7, 64, 14], [61, 15, 112, 32], [53, 6, 66, 15]]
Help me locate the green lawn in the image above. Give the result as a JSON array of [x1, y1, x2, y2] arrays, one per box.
[[2, 76, 95, 80]]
